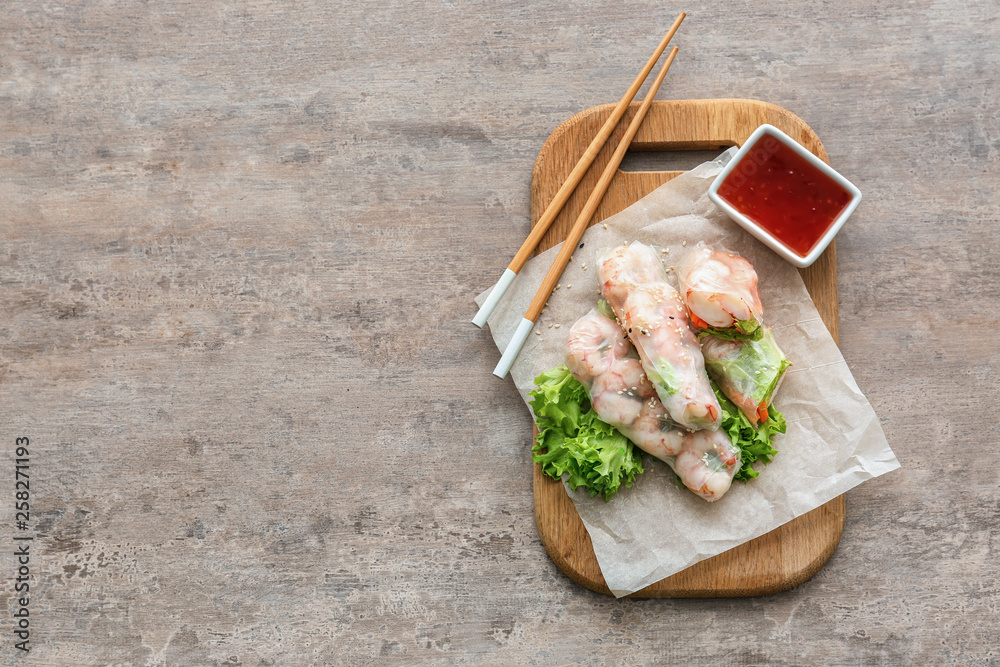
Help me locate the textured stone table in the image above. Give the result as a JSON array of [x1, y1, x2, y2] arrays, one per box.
[[1, 1, 997, 664]]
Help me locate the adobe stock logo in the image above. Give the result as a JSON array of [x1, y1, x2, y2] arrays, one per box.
[[725, 134, 782, 190]]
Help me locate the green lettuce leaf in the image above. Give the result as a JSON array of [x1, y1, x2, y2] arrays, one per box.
[[528, 365, 785, 497], [697, 320, 764, 342], [595, 298, 616, 321], [713, 382, 786, 481], [646, 359, 681, 396], [761, 358, 792, 406], [529, 365, 644, 501], [703, 328, 790, 408]]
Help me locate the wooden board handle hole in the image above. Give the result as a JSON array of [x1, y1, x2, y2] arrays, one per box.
[[619, 146, 735, 173]]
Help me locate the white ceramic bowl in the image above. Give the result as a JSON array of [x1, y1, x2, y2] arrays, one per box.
[[708, 124, 862, 269]]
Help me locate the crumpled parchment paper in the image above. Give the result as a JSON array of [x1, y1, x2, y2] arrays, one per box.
[[477, 151, 900, 597]]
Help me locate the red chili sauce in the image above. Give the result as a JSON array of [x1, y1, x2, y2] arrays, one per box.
[[717, 135, 851, 257]]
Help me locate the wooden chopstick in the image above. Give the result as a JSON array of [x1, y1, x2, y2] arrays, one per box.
[[472, 13, 686, 328], [493, 47, 679, 378]]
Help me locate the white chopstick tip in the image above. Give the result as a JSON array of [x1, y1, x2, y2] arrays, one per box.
[[493, 318, 535, 379], [472, 268, 518, 328]]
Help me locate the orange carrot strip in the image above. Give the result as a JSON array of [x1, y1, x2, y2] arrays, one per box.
[[690, 313, 710, 329], [757, 404, 770, 423]]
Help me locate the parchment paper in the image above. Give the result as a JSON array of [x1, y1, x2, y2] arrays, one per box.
[[477, 151, 900, 597]]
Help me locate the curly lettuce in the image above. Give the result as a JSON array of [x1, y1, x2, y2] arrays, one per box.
[[528, 365, 785, 498], [696, 319, 764, 341], [528, 366, 644, 501], [714, 382, 786, 481]]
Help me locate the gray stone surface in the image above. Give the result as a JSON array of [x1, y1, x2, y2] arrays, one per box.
[[0, 1, 997, 664]]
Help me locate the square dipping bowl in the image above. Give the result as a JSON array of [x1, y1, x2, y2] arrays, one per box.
[[708, 123, 862, 268]]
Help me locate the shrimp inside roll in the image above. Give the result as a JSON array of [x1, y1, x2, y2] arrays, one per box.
[[598, 242, 721, 432], [566, 309, 740, 501]]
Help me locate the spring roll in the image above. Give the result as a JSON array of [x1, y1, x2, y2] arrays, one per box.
[[701, 326, 790, 426], [597, 242, 721, 432], [566, 309, 740, 501], [677, 244, 764, 340]]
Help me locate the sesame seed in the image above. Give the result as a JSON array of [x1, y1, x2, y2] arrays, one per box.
[[682, 241, 687, 246], [567, 284, 572, 289], [662, 249, 668, 254], [603, 223, 608, 229], [554, 324, 560, 328], [535, 331, 541, 336], [548, 323, 553, 328], [555, 284, 561, 289]]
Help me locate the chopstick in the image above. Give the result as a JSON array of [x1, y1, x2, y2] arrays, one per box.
[[472, 13, 686, 329], [493, 47, 679, 379]]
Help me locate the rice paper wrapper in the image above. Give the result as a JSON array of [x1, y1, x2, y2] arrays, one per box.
[[477, 150, 900, 597]]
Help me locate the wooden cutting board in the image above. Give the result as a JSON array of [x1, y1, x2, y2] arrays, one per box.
[[530, 99, 845, 597]]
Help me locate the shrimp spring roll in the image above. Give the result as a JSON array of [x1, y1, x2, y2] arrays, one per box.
[[701, 326, 790, 426], [566, 309, 740, 501], [678, 244, 764, 340], [598, 242, 722, 432]]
